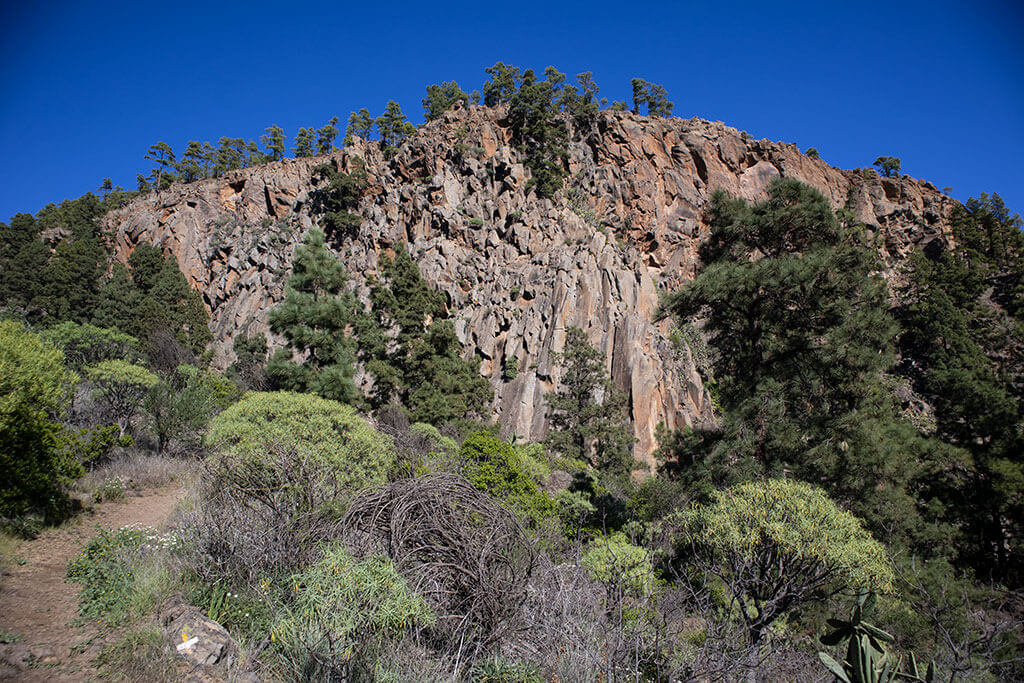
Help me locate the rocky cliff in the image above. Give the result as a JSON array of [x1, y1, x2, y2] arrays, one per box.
[[102, 106, 957, 466]]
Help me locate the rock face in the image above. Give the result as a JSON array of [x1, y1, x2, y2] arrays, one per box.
[[103, 107, 957, 468]]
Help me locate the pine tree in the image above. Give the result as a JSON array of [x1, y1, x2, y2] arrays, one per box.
[[483, 62, 521, 106], [127, 243, 165, 291], [0, 213, 46, 309], [261, 126, 287, 162], [344, 109, 375, 145], [179, 141, 208, 181], [214, 137, 250, 175], [316, 117, 340, 155], [507, 67, 569, 198], [91, 263, 142, 333], [873, 156, 901, 177], [33, 235, 105, 323], [311, 159, 366, 240], [660, 178, 942, 545], [294, 127, 315, 157], [375, 101, 416, 151], [546, 326, 634, 476], [630, 78, 673, 117], [423, 81, 469, 121], [897, 196, 1024, 580], [144, 142, 177, 190], [630, 78, 648, 115], [357, 245, 492, 424], [92, 246, 210, 356], [267, 228, 360, 404], [557, 71, 601, 121]]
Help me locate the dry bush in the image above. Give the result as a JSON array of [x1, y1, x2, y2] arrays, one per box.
[[75, 449, 192, 497], [512, 545, 821, 681], [515, 554, 607, 678], [181, 443, 349, 585], [372, 406, 461, 477], [341, 473, 535, 668]]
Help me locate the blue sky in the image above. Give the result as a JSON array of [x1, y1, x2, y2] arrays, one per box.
[[2, 0, 1022, 221]]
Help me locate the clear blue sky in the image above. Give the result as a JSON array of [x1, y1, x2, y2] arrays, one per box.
[[2, 0, 1022, 222]]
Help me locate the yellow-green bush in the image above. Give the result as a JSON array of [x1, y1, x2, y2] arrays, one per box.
[[272, 544, 434, 679], [582, 532, 656, 597], [192, 392, 394, 582], [409, 422, 458, 455], [85, 359, 159, 435], [672, 478, 894, 646], [676, 479, 893, 592], [460, 431, 556, 523], [205, 391, 393, 492]]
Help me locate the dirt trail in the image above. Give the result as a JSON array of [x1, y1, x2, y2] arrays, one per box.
[[0, 485, 185, 681]]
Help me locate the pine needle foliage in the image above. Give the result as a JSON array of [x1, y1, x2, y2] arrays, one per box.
[[358, 245, 492, 424], [659, 178, 945, 545], [546, 327, 634, 477], [267, 228, 361, 404], [272, 544, 434, 680]]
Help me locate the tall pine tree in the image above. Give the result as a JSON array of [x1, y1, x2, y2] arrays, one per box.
[[267, 228, 361, 404], [357, 245, 492, 424], [660, 178, 945, 548], [546, 326, 634, 477]]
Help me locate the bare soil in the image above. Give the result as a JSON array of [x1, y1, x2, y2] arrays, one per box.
[[0, 485, 184, 681]]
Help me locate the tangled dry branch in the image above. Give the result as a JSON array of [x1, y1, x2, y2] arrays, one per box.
[[342, 473, 535, 663]]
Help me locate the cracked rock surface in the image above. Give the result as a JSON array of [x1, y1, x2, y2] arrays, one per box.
[[104, 107, 955, 467]]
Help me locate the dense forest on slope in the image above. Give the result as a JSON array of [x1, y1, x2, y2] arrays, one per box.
[[1, 64, 1022, 680]]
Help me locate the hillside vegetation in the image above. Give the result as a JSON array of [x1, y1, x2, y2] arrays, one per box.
[[0, 63, 1022, 680]]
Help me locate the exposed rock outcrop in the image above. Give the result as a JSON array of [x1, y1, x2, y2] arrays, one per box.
[[103, 107, 956, 467]]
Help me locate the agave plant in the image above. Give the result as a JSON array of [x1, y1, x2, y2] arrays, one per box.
[[818, 591, 937, 683]]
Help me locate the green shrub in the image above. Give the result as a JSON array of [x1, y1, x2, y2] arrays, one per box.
[[86, 360, 159, 435], [470, 656, 544, 682], [672, 479, 894, 646], [0, 320, 81, 520], [146, 365, 239, 453], [514, 442, 550, 481], [66, 524, 182, 626], [57, 424, 130, 470], [503, 356, 519, 381], [66, 526, 147, 624], [205, 391, 393, 492], [409, 422, 458, 455], [627, 475, 687, 523], [555, 489, 596, 534], [582, 532, 656, 597], [272, 544, 434, 679], [186, 581, 277, 645], [39, 321, 140, 370], [195, 392, 394, 581], [460, 431, 556, 523]]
